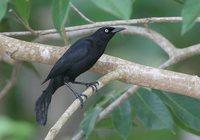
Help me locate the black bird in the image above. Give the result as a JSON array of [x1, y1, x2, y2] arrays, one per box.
[[35, 26, 125, 125]]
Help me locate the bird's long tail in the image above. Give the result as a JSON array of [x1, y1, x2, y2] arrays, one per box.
[[35, 77, 63, 125]]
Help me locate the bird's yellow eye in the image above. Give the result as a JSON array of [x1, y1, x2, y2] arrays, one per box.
[[104, 29, 109, 33]]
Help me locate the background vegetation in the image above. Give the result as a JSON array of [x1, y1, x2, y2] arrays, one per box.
[[0, 0, 200, 140]]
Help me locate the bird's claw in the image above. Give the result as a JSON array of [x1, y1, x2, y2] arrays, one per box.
[[85, 81, 99, 92], [76, 93, 87, 109]]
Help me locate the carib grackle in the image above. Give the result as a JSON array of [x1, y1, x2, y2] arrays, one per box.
[[35, 26, 125, 125]]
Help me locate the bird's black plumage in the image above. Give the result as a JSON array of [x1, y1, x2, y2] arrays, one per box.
[[35, 26, 125, 125]]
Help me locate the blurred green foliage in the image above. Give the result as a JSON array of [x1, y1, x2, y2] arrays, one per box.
[[111, 100, 132, 139], [181, 0, 200, 34], [52, 0, 70, 35], [91, 0, 135, 19], [0, 0, 10, 22], [130, 89, 174, 131], [0, 0, 200, 140], [12, 0, 32, 27], [0, 116, 35, 140]]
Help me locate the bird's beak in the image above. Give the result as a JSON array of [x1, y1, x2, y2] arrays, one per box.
[[112, 27, 125, 33]]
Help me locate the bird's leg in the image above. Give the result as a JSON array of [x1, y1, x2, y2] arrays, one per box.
[[71, 81, 99, 92], [64, 82, 87, 108]]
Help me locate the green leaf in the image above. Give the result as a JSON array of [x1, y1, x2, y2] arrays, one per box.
[[0, 116, 35, 139], [96, 117, 114, 129], [91, 0, 134, 19], [181, 0, 200, 34], [12, 0, 32, 26], [81, 106, 103, 138], [130, 88, 174, 131], [87, 130, 101, 140], [112, 100, 132, 139], [97, 87, 130, 108], [174, 0, 185, 4], [172, 112, 200, 135], [154, 90, 200, 133], [0, 0, 9, 22], [52, 0, 70, 33]]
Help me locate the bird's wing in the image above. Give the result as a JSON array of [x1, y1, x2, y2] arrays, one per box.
[[42, 39, 91, 83]]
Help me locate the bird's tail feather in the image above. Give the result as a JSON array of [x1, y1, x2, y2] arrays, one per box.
[[35, 80, 56, 125]]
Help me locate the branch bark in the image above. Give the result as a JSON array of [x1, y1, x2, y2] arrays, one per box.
[[0, 34, 199, 99]]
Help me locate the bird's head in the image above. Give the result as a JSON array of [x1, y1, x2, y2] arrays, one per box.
[[92, 26, 125, 44]]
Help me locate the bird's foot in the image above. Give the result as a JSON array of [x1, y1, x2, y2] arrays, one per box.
[[75, 93, 87, 108], [85, 81, 99, 92]]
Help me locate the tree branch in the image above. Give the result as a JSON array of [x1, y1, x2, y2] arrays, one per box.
[[44, 70, 125, 140], [1, 17, 200, 36], [0, 34, 200, 97]]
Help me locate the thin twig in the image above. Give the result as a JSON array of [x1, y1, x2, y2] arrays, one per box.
[[62, 27, 69, 46], [9, 9, 36, 35], [70, 2, 94, 23], [72, 86, 140, 140], [1, 17, 200, 36], [0, 61, 21, 100], [44, 70, 126, 140]]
